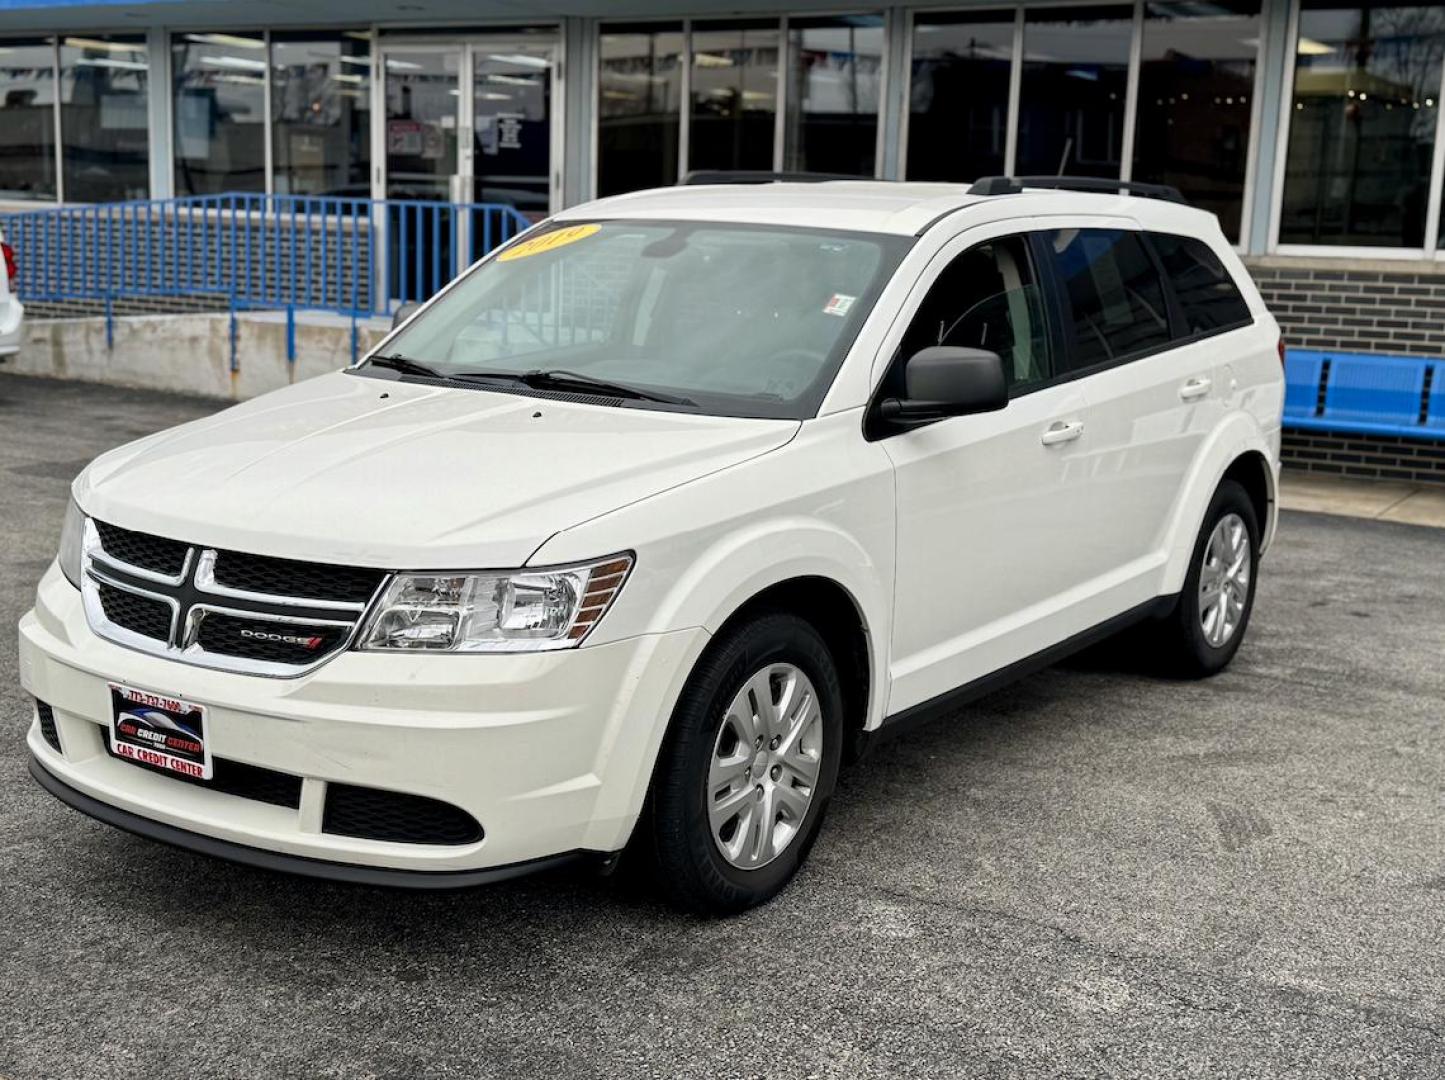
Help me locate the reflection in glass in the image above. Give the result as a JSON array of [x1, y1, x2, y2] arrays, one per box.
[[0, 38, 58, 200], [1017, 7, 1131, 178], [383, 49, 459, 202], [907, 12, 1014, 181], [474, 43, 554, 217], [59, 36, 150, 202], [1281, 2, 1445, 247], [1133, 2, 1260, 241], [690, 21, 779, 173], [173, 32, 268, 195], [783, 15, 883, 177], [598, 24, 683, 196], [271, 31, 371, 198]]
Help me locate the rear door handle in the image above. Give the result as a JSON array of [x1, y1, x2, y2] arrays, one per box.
[[1179, 377, 1213, 401], [1041, 420, 1085, 446]]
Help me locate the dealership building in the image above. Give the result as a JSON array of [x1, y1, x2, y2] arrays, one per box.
[[2, 0, 1445, 479]]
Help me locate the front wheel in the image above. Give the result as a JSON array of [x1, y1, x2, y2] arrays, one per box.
[[645, 612, 843, 915], [1156, 479, 1260, 678]]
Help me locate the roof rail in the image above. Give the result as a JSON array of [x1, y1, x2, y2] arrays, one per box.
[[967, 176, 1188, 205], [679, 170, 862, 186]]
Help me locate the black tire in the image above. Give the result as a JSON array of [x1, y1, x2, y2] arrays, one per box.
[[1156, 478, 1260, 678], [644, 611, 844, 916]]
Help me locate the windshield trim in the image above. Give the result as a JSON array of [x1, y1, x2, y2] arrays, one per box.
[[356, 217, 915, 421]]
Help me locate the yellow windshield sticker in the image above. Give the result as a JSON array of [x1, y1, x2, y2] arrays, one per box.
[[497, 223, 601, 262]]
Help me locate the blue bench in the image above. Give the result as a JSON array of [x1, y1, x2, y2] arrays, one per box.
[[1284, 349, 1444, 439]]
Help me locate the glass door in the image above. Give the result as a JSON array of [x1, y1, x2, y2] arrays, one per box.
[[382, 46, 461, 201], [471, 39, 560, 221]]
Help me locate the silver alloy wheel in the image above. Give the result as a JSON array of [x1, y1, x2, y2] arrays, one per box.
[[1198, 511, 1252, 648], [708, 662, 824, 870]]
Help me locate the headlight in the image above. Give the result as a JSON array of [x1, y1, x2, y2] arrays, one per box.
[[357, 554, 632, 653], [58, 497, 85, 588]]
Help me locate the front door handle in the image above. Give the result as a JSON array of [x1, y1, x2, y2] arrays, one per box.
[[1041, 420, 1085, 446], [1179, 376, 1213, 401]]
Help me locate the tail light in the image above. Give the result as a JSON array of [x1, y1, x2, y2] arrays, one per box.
[[1277, 337, 1286, 366], [1, 242, 15, 290]]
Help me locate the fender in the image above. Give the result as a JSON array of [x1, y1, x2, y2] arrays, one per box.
[[1160, 411, 1278, 595]]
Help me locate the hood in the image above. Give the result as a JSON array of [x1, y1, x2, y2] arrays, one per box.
[[76, 372, 799, 568]]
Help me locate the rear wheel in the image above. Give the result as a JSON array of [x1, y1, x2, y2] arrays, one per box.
[[1156, 479, 1259, 678], [645, 612, 843, 915]]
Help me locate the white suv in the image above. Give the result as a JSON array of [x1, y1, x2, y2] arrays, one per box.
[[0, 230, 21, 359], [21, 178, 1282, 913]]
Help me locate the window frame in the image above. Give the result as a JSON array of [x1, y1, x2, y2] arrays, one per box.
[[1269, 0, 1445, 259], [591, 10, 889, 195], [895, 0, 1265, 251]]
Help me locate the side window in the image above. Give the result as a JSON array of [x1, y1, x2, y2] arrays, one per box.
[[1045, 228, 1172, 371], [1148, 232, 1253, 337], [896, 235, 1053, 393]]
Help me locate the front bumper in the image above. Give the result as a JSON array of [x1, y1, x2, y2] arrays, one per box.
[[20, 563, 707, 881]]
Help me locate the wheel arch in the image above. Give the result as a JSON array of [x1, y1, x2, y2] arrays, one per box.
[[708, 575, 875, 763], [1161, 417, 1279, 595]]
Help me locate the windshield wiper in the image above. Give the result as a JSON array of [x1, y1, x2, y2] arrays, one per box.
[[366, 353, 446, 379], [452, 368, 696, 407]]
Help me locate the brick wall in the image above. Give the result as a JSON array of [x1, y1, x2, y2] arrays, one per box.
[[1244, 256, 1445, 358], [1244, 256, 1445, 488]]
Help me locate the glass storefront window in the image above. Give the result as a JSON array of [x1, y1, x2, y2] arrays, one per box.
[[598, 24, 684, 196], [783, 15, 883, 176], [0, 38, 59, 200], [1281, 1, 1445, 247], [907, 11, 1015, 182], [58, 36, 150, 203], [689, 21, 779, 173], [1017, 6, 1132, 178], [271, 31, 371, 198], [473, 43, 556, 216], [1134, 2, 1260, 242], [173, 32, 268, 195]]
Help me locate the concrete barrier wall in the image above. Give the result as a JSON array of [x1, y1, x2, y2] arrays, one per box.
[[3, 312, 393, 400]]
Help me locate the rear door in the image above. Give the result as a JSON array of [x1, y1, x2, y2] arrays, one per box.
[[1035, 224, 1218, 608]]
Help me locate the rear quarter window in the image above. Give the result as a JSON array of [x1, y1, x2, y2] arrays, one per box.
[[1148, 232, 1253, 337]]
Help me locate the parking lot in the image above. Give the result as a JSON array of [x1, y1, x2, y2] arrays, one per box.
[[2, 371, 1443, 1080]]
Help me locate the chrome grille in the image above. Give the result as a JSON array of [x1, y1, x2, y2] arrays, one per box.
[[81, 518, 388, 677]]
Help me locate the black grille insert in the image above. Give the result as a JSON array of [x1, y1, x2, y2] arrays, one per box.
[[102, 734, 302, 809], [97, 582, 173, 642], [323, 784, 483, 846], [194, 613, 351, 666], [35, 700, 62, 753], [211, 550, 386, 604], [94, 520, 189, 578]]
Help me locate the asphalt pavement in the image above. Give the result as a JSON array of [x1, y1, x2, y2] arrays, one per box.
[[2, 372, 1443, 1080]]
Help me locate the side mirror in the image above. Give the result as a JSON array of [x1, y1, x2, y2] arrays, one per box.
[[879, 346, 1009, 425], [391, 301, 423, 330]]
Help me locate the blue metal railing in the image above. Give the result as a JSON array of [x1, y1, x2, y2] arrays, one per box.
[[0, 192, 533, 320]]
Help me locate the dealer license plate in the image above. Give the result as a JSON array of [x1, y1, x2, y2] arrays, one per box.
[[108, 683, 212, 780]]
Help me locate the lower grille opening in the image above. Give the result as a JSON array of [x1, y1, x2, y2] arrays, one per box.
[[101, 731, 302, 809], [323, 784, 483, 846], [35, 700, 62, 753], [96, 583, 173, 642]]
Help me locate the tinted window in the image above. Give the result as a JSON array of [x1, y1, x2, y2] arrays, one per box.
[[1046, 228, 1171, 370], [897, 236, 1053, 392], [1149, 233, 1253, 335]]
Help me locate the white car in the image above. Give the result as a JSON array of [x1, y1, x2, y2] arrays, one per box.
[[0, 230, 21, 358], [21, 177, 1283, 913]]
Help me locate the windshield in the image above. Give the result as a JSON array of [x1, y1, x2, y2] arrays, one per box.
[[365, 219, 909, 418]]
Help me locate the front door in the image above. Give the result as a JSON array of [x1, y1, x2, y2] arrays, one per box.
[[881, 225, 1095, 716], [471, 39, 560, 222]]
